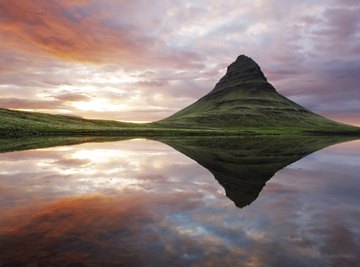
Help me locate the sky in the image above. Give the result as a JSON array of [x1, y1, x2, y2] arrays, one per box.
[[0, 0, 359, 124]]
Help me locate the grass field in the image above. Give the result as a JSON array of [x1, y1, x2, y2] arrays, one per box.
[[1, 107, 359, 137]]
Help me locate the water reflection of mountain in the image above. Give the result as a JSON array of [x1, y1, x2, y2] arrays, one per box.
[[0, 135, 355, 208], [160, 136, 355, 208]]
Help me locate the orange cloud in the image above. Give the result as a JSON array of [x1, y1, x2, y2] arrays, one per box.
[[0, 97, 62, 109], [0, 93, 88, 109], [0, 0, 151, 64], [0, 0, 204, 69]]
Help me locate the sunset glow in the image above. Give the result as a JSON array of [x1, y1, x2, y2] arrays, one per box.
[[0, 0, 359, 124]]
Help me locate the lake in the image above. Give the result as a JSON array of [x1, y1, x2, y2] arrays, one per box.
[[0, 136, 359, 267]]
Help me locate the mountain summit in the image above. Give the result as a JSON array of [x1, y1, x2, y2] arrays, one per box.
[[213, 55, 268, 91], [161, 55, 342, 128]]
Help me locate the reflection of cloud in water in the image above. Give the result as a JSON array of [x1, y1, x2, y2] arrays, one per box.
[[0, 140, 219, 205], [1, 191, 358, 267], [0, 138, 359, 266], [0, 193, 242, 267]]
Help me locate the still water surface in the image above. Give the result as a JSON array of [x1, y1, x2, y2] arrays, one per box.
[[0, 137, 359, 267]]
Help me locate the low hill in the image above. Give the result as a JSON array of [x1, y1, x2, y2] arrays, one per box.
[[0, 108, 135, 135], [0, 108, 251, 136]]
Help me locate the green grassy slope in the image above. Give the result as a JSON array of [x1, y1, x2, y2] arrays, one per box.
[[1, 108, 279, 136], [0, 108, 141, 135], [160, 55, 357, 132]]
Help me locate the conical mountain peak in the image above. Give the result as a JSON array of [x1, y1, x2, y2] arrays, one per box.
[[161, 54, 343, 129], [213, 55, 268, 92]]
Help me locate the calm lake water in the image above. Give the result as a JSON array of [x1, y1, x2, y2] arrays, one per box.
[[0, 137, 359, 267]]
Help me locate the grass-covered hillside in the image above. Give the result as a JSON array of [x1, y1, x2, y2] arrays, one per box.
[[0, 108, 267, 136], [0, 108, 138, 135], [160, 55, 356, 132]]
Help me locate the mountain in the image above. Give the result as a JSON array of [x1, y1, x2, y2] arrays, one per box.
[[160, 136, 354, 208], [161, 55, 346, 129]]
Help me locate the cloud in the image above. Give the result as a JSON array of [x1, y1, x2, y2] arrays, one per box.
[[0, 97, 62, 109], [0, 0, 144, 63], [0, 94, 89, 111], [54, 93, 90, 102], [0, 0, 204, 69]]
